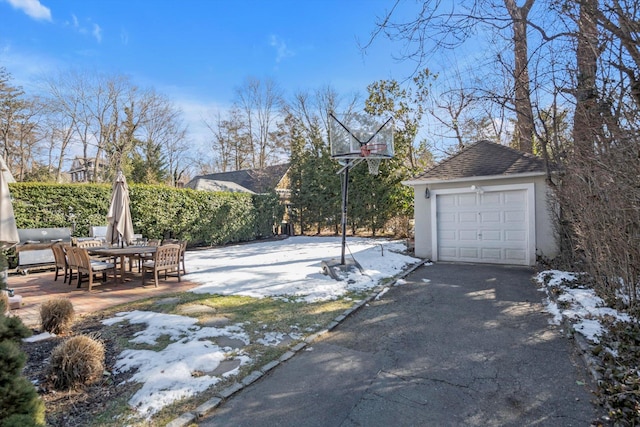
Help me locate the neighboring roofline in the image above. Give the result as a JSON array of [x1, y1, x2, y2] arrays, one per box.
[[187, 178, 256, 194], [402, 171, 548, 186]]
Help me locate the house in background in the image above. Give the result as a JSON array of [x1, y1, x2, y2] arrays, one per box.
[[186, 163, 290, 199], [403, 140, 557, 266], [69, 156, 108, 183]]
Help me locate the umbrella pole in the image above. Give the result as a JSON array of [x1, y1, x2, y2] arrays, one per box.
[[111, 221, 117, 247]]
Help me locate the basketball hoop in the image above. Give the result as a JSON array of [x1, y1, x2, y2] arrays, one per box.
[[360, 143, 387, 157], [360, 143, 387, 175], [328, 112, 394, 265]]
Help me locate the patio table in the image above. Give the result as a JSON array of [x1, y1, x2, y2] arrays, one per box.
[[88, 246, 157, 283]]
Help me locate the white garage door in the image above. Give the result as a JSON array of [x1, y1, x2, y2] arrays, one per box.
[[436, 189, 530, 265]]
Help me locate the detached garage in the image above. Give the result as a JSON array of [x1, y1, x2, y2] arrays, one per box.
[[403, 140, 558, 266]]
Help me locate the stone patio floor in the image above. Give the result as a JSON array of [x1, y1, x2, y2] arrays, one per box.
[[5, 266, 199, 329]]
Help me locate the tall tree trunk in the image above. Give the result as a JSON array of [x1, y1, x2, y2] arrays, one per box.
[[504, 0, 535, 153], [572, 0, 599, 152]]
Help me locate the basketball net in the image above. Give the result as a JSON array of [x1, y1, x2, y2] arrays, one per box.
[[360, 143, 386, 175], [366, 158, 381, 175]]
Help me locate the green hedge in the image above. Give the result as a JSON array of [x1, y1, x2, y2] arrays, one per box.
[[9, 183, 283, 247]]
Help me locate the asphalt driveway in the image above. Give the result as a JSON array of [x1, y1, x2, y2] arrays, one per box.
[[197, 263, 600, 426]]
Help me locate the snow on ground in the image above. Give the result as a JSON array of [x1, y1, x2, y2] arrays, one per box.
[[536, 270, 632, 344], [99, 236, 420, 418], [184, 236, 417, 302]]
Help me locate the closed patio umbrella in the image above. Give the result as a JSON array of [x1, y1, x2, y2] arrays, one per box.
[[106, 171, 134, 247], [0, 157, 19, 249]]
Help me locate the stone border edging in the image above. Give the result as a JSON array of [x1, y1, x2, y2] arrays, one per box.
[[165, 259, 427, 427]]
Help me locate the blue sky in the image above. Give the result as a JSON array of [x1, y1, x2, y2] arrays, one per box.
[[1, 1, 422, 114]]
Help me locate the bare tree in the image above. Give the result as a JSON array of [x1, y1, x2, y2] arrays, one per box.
[[41, 101, 76, 182], [364, 0, 541, 153], [428, 69, 479, 151], [234, 77, 284, 168], [44, 70, 129, 182], [43, 70, 188, 182], [12, 97, 45, 181], [286, 85, 360, 151], [145, 95, 189, 186], [0, 67, 36, 176], [202, 107, 252, 173], [504, 0, 535, 152]]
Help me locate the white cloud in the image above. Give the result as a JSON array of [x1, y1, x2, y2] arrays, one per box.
[[92, 23, 102, 43], [5, 0, 51, 21], [63, 13, 102, 43], [269, 34, 294, 63]]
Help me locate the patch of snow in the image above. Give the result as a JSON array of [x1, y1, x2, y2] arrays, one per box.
[[23, 331, 55, 342], [184, 237, 419, 303], [375, 287, 390, 300], [538, 270, 634, 345], [535, 270, 580, 287]]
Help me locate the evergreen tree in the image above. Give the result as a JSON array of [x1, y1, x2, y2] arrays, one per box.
[[0, 261, 45, 427], [130, 137, 168, 184]]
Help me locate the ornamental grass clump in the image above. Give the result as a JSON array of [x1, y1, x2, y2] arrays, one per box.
[[47, 335, 105, 390], [40, 297, 75, 335]]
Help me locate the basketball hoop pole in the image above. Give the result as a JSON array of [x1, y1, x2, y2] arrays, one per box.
[[340, 160, 351, 265]]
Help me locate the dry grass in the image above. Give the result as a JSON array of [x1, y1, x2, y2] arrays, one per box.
[[40, 297, 75, 335], [47, 335, 105, 390]]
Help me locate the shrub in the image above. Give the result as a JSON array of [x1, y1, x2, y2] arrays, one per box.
[[0, 291, 8, 314], [47, 335, 105, 390], [9, 182, 282, 245], [40, 298, 75, 335], [0, 312, 44, 426]]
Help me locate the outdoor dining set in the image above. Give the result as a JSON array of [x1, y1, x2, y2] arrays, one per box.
[[1, 165, 188, 293], [50, 238, 187, 291]]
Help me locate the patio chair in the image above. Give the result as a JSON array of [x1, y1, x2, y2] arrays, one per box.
[[163, 239, 187, 275], [76, 239, 104, 248], [72, 247, 116, 291], [65, 245, 79, 286], [130, 238, 161, 272], [51, 242, 69, 283], [141, 243, 181, 287]]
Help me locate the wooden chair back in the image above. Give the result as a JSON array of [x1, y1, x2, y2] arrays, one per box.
[[142, 243, 181, 287], [51, 242, 69, 282], [72, 247, 115, 291], [163, 239, 187, 274], [66, 246, 79, 270], [154, 244, 181, 269], [76, 239, 104, 248]]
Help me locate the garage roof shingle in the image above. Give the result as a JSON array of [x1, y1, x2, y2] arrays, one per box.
[[413, 140, 547, 182]]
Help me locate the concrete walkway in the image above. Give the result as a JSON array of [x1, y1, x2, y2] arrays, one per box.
[[198, 263, 600, 426]]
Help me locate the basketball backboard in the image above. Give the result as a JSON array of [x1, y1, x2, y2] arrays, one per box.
[[329, 112, 394, 159]]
